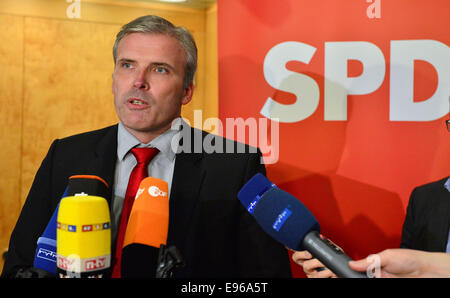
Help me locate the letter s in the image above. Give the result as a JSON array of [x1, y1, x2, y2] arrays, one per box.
[[261, 41, 320, 123]]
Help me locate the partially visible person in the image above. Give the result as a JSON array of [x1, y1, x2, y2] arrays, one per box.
[[349, 248, 450, 278], [401, 108, 450, 252], [401, 176, 450, 252]]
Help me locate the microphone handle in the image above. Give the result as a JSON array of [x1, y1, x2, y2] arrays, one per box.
[[15, 267, 56, 278], [302, 231, 367, 278]]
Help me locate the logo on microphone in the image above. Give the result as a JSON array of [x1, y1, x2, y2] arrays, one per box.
[[272, 207, 292, 232], [37, 248, 57, 262], [85, 257, 107, 271], [57, 254, 81, 278], [57, 221, 110, 232], [247, 197, 260, 214], [148, 185, 168, 198]]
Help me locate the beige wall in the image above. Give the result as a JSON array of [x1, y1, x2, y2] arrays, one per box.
[[0, 0, 217, 272]]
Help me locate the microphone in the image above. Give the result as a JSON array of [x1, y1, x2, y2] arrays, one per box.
[[31, 188, 66, 276], [56, 195, 111, 278], [32, 175, 109, 277], [65, 175, 109, 198], [238, 173, 367, 278], [120, 177, 170, 278]]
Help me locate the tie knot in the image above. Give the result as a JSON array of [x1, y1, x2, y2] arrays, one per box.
[[131, 147, 159, 165]]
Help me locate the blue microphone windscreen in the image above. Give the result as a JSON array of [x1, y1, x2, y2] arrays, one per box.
[[33, 237, 57, 273], [33, 193, 63, 273], [237, 173, 274, 214], [252, 187, 320, 250]]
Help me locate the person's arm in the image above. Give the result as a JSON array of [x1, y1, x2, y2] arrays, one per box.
[[349, 248, 450, 278]]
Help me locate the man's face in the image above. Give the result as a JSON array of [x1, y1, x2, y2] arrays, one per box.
[[112, 33, 193, 143]]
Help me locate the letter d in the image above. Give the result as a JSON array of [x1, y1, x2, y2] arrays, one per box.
[[390, 40, 450, 121]]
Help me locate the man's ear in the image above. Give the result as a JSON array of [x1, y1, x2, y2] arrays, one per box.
[[181, 82, 194, 105]]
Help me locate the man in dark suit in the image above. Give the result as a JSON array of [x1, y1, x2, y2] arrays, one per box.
[[401, 176, 450, 252], [401, 111, 450, 252], [348, 175, 450, 278], [2, 15, 291, 278]]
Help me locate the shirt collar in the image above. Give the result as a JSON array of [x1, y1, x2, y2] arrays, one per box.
[[117, 119, 187, 162], [445, 177, 450, 193]]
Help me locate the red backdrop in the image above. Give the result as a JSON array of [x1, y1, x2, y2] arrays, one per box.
[[218, 0, 450, 277]]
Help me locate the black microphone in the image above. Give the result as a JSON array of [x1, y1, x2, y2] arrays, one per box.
[[238, 173, 367, 278]]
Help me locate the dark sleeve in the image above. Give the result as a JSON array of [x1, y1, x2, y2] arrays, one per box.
[[1, 140, 59, 277], [400, 187, 418, 249], [237, 150, 292, 277]]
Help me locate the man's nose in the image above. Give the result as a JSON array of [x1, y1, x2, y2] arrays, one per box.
[[133, 69, 149, 90]]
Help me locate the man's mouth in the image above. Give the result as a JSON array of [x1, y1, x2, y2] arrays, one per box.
[[130, 99, 145, 105], [127, 97, 149, 107]]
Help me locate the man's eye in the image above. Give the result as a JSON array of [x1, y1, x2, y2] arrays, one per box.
[[154, 67, 168, 74], [121, 62, 133, 69]]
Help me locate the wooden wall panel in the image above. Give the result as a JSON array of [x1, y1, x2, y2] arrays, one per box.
[[204, 3, 218, 133], [0, 14, 24, 271], [21, 18, 120, 206]]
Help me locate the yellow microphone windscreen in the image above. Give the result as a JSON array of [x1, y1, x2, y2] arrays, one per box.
[[56, 195, 111, 278]]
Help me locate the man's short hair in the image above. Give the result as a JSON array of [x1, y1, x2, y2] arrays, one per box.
[[113, 15, 197, 89]]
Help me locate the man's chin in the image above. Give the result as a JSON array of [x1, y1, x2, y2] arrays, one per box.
[[122, 121, 172, 140]]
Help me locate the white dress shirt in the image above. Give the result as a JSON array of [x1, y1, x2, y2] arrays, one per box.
[[110, 120, 182, 243]]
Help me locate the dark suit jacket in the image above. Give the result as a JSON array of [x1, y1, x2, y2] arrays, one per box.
[[401, 176, 450, 252], [2, 124, 291, 278]]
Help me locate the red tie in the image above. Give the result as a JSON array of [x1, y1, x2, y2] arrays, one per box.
[[111, 147, 159, 278]]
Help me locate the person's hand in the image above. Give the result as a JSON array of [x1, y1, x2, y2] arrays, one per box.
[[291, 250, 337, 278], [348, 248, 450, 278]]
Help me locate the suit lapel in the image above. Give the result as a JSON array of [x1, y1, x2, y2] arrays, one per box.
[[86, 125, 118, 205], [434, 179, 450, 251], [167, 127, 205, 247]]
